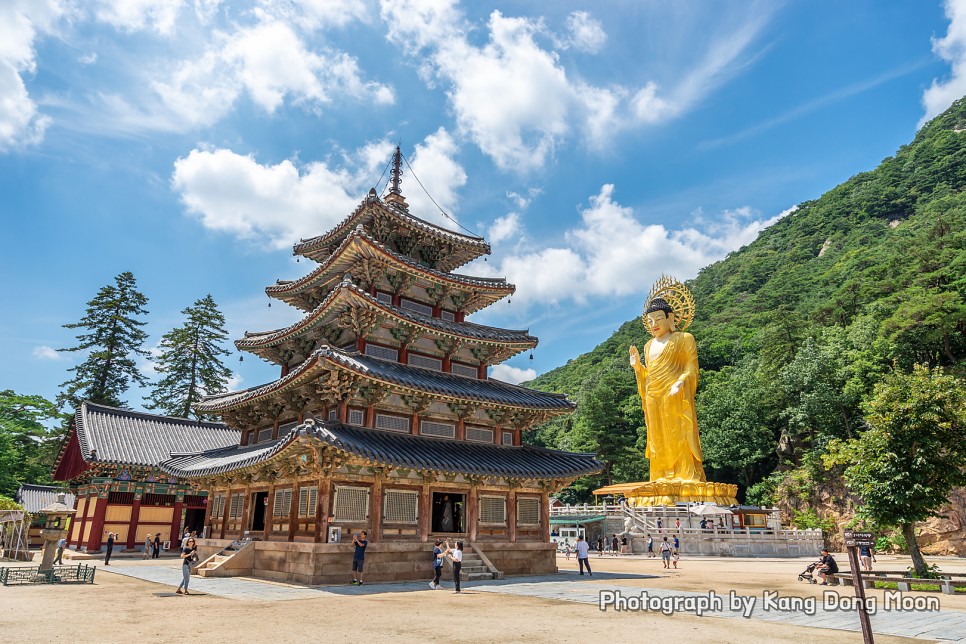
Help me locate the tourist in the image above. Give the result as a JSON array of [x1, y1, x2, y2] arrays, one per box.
[[596, 536, 604, 557], [176, 537, 198, 595], [672, 551, 680, 569], [816, 548, 839, 585], [620, 535, 628, 556], [859, 544, 876, 571], [105, 532, 114, 566], [574, 535, 592, 576], [699, 518, 707, 531], [674, 519, 681, 531], [153, 532, 161, 559], [182, 527, 190, 547], [351, 530, 368, 585], [564, 543, 572, 561], [446, 540, 463, 593], [54, 537, 66, 565], [673, 535, 680, 553], [646, 534, 654, 557], [657, 518, 662, 533], [430, 539, 444, 589], [143, 533, 152, 559], [659, 537, 672, 568], [611, 534, 619, 556]]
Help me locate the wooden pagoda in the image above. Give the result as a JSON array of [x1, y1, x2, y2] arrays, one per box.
[[158, 149, 602, 584]]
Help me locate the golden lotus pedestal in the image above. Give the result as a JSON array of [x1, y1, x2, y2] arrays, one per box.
[[624, 479, 739, 507]]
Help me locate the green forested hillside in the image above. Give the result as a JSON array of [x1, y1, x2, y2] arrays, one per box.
[[527, 98, 966, 512]]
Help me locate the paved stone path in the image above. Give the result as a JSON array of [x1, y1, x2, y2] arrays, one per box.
[[104, 564, 966, 642]]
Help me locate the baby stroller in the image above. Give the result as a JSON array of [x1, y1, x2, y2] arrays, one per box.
[[798, 562, 818, 584]]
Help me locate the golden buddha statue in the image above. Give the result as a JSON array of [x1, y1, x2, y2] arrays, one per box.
[[596, 275, 737, 507]]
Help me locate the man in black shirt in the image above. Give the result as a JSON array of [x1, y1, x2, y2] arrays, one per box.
[[351, 531, 368, 585], [817, 548, 838, 585]]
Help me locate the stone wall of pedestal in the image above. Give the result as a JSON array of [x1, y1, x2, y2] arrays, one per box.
[[195, 538, 555, 585]]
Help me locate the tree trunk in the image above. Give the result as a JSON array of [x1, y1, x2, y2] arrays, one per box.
[[902, 522, 928, 576]]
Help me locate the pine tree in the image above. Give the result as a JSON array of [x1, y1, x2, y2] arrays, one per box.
[[146, 294, 232, 419], [58, 271, 150, 410]]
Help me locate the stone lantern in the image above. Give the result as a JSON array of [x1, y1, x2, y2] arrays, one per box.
[[37, 493, 76, 572]]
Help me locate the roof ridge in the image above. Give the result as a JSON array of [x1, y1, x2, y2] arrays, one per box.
[[81, 401, 231, 428]]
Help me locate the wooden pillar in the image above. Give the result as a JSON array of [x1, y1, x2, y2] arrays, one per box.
[[170, 500, 184, 549], [467, 486, 478, 542], [370, 473, 383, 542], [126, 499, 141, 549], [419, 482, 431, 542], [411, 412, 420, 435], [338, 402, 348, 423], [281, 363, 290, 378], [432, 305, 441, 318], [288, 484, 298, 542], [456, 418, 465, 441], [457, 311, 465, 323], [88, 491, 109, 551], [366, 404, 376, 428], [392, 294, 401, 307], [399, 346, 408, 364], [239, 490, 251, 540], [267, 484, 276, 540], [220, 489, 229, 540], [357, 337, 367, 353], [507, 491, 517, 543], [315, 478, 331, 543], [540, 491, 550, 543], [203, 494, 213, 539], [514, 430, 521, 447], [442, 355, 452, 373], [478, 363, 487, 380]]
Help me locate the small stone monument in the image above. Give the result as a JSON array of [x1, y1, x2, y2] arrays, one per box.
[[37, 493, 75, 572]]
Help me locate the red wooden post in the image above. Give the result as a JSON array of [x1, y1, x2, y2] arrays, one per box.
[[370, 475, 383, 542], [126, 499, 141, 549], [411, 412, 420, 436], [419, 483, 431, 542], [477, 363, 487, 380], [467, 487, 478, 542], [507, 492, 517, 543], [170, 500, 184, 549], [456, 418, 465, 441]]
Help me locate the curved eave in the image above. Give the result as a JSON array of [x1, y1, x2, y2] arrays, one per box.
[[293, 198, 490, 270], [238, 281, 537, 364], [196, 346, 574, 414], [269, 227, 513, 313], [161, 422, 602, 481]]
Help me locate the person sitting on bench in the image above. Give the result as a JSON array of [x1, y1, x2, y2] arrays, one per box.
[[816, 548, 838, 585]]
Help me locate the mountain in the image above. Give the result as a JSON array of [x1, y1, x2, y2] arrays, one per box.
[[527, 97, 966, 509]]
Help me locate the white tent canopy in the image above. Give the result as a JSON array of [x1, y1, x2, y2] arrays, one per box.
[[689, 504, 733, 516]]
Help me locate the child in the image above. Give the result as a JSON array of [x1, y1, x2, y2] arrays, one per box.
[[672, 551, 680, 569], [564, 544, 571, 561]]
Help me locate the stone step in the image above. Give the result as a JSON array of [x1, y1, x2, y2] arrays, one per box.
[[463, 571, 494, 581], [459, 566, 489, 574]]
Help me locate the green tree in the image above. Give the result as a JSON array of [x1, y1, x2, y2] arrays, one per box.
[[58, 271, 150, 410], [572, 369, 647, 487], [146, 295, 233, 418], [697, 358, 775, 488], [0, 391, 61, 496], [825, 364, 966, 575]]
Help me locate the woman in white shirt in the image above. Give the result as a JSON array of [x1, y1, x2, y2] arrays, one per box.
[[446, 541, 463, 594]]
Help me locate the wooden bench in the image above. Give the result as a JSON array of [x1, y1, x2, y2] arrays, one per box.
[[831, 569, 966, 594]]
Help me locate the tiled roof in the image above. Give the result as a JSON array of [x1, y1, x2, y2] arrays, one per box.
[[269, 226, 513, 312], [293, 196, 489, 269], [196, 345, 574, 412], [160, 421, 603, 480], [14, 484, 76, 514], [73, 403, 241, 468], [240, 279, 535, 354]]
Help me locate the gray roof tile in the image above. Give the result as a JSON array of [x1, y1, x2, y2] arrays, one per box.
[[73, 403, 241, 468], [160, 421, 602, 480], [14, 484, 76, 514]]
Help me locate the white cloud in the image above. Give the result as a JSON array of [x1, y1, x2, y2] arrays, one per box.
[[488, 213, 520, 245], [32, 345, 63, 360], [93, 0, 184, 36], [565, 11, 606, 53], [0, 0, 62, 151], [265, 0, 369, 31], [403, 127, 467, 225], [922, 0, 966, 124], [380, 1, 771, 171], [490, 363, 536, 385], [152, 17, 394, 129], [482, 185, 783, 307], [172, 130, 466, 247]]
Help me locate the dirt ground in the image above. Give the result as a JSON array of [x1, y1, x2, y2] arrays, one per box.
[[2, 553, 962, 643]]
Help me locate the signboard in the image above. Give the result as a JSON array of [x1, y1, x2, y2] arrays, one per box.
[[843, 530, 875, 548]]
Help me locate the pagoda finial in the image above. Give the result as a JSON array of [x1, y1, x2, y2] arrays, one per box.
[[389, 145, 403, 195], [385, 144, 408, 209]]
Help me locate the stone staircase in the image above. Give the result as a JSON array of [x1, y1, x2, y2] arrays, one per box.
[[194, 540, 255, 578], [444, 544, 502, 581]]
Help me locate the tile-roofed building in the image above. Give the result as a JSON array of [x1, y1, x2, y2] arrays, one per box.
[[51, 403, 240, 553], [62, 147, 602, 584], [15, 484, 77, 547]]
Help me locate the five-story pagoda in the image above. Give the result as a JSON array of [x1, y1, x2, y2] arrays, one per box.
[[160, 148, 602, 584]]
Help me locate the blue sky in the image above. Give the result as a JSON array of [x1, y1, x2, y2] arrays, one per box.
[[2, 0, 964, 411]]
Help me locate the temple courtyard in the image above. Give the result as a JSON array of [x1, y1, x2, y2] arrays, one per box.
[[2, 553, 965, 642]]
